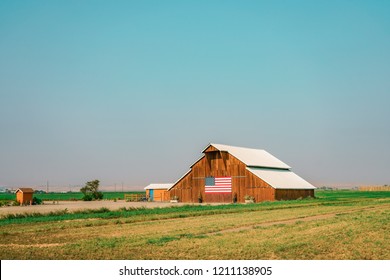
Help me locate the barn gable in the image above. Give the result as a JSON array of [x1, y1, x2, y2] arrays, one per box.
[[15, 188, 34, 194], [169, 143, 315, 203], [203, 143, 291, 169]]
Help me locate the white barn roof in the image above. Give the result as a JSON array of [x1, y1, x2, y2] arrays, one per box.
[[144, 184, 173, 190], [247, 167, 315, 189], [204, 143, 291, 169]]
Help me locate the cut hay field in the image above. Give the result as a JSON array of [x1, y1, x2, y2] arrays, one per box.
[[0, 190, 389, 260], [0, 191, 145, 201]]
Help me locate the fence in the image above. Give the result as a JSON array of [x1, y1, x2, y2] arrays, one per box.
[[124, 193, 146, 201]]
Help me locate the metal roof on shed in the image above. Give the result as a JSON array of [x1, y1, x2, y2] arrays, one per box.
[[15, 188, 34, 193], [204, 143, 291, 169], [247, 167, 315, 189], [144, 184, 173, 190]]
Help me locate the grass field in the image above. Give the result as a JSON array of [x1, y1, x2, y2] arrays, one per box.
[[0, 191, 145, 201], [0, 190, 389, 260]]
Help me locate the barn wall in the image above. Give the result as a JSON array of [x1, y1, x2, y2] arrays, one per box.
[[163, 191, 170, 201], [275, 189, 314, 200], [152, 190, 169, 202], [16, 192, 23, 204], [146, 189, 170, 202], [16, 192, 33, 204], [169, 148, 276, 203]]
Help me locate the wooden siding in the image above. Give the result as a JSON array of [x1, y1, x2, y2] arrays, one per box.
[[275, 189, 314, 200], [169, 149, 277, 203], [16, 192, 33, 205], [146, 189, 170, 202]]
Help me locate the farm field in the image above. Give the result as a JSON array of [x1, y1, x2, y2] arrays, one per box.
[[0, 191, 144, 201], [0, 200, 177, 216], [0, 190, 389, 260]]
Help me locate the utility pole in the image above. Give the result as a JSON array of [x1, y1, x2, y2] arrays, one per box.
[[46, 181, 49, 193]]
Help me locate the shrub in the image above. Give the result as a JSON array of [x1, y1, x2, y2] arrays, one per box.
[[93, 191, 103, 200], [82, 194, 93, 201], [32, 197, 42, 205], [0, 201, 9, 207], [12, 200, 20, 206], [244, 195, 255, 202], [80, 180, 103, 201]]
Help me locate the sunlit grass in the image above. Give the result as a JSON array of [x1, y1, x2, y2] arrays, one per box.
[[0, 191, 145, 201], [0, 190, 389, 259]]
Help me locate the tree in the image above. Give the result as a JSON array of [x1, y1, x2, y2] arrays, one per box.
[[80, 180, 103, 201]]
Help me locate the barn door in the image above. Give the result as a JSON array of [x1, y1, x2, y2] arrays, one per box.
[[149, 189, 154, 201]]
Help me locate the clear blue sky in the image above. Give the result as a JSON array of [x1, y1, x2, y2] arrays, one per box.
[[1, 0, 389, 189]]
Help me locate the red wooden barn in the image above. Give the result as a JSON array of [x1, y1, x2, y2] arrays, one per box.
[[168, 143, 315, 203]]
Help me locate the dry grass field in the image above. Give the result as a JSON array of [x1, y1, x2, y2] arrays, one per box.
[[0, 200, 176, 216], [0, 190, 389, 260]]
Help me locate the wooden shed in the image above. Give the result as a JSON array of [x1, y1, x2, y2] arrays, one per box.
[[144, 184, 172, 202], [169, 143, 315, 203], [15, 188, 34, 205]]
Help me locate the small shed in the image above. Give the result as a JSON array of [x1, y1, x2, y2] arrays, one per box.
[[144, 184, 173, 202], [15, 188, 35, 205]]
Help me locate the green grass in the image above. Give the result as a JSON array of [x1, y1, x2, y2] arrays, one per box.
[[0, 199, 318, 225], [1, 190, 389, 226], [315, 190, 390, 200], [0, 191, 145, 201], [0, 193, 16, 201], [0, 190, 389, 260]]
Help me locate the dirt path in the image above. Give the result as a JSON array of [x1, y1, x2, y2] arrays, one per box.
[[0, 200, 183, 216], [208, 204, 390, 236]]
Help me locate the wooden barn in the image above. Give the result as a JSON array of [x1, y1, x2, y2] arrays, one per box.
[[15, 188, 34, 205], [168, 143, 315, 203], [144, 184, 172, 202]]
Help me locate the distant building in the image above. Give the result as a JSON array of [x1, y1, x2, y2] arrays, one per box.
[[144, 184, 173, 202], [15, 188, 35, 205], [0, 187, 5, 193]]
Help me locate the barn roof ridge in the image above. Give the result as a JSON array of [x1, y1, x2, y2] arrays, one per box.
[[15, 187, 34, 193], [144, 183, 173, 190], [205, 143, 291, 170]]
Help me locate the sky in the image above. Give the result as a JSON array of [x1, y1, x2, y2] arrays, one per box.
[[1, 0, 389, 190]]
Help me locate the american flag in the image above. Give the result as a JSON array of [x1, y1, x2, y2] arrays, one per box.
[[205, 177, 232, 193]]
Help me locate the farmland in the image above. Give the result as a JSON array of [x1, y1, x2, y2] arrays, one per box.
[[0, 191, 144, 202], [0, 190, 389, 260]]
